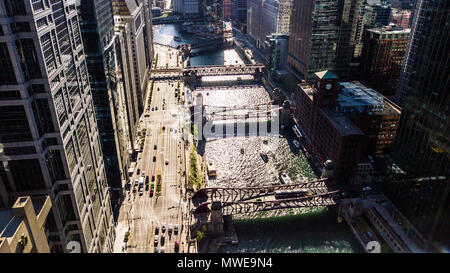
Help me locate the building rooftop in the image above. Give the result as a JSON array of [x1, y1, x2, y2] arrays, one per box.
[[314, 70, 339, 80], [367, 26, 411, 35], [0, 197, 49, 238], [338, 81, 401, 116], [337, 82, 385, 113], [321, 108, 364, 137]]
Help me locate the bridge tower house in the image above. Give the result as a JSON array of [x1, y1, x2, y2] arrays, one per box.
[[321, 160, 335, 179]]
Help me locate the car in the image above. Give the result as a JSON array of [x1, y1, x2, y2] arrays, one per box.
[[145, 176, 149, 183], [137, 168, 140, 175], [170, 128, 173, 132], [162, 223, 166, 233], [157, 87, 160, 91], [155, 107, 158, 111], [154, 235, 159, 246], [153, 156, 156, 162], [152, 107, 154, 111], [149, 189, 154, 197], [154, 247, 158, 253], [160, 247, 165, 253], [145, 184, 149, 191], [139, 188, 143, 196], [162, 126, 166, 131], [161, 235, 165, 245], [155, 226, 159, 235], [152, 174, 155, 181], [168, 224, 172, 234], [174, 241, 179, 252], [142, 171, 145, 177], [174, 224, 179, 234], [165, 159, 169, 165], [363, 186, 372, 191], [151, 181, 155, 189], [154, 145, 157, 150]]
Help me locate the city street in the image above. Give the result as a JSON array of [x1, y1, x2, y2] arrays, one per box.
[[114, 44, 194, 253]]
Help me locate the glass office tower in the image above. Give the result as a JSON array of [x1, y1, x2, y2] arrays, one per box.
[[0, 0, 115, 252], [287, 0, 360, 82], [386, 0, 449, 251], [76, 0, 125, 208]]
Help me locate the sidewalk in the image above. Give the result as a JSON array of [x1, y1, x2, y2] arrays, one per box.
[[113, 222, 128, 253]]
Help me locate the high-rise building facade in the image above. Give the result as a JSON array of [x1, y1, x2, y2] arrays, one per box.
[[0, 0, 115, 252], [247, 0, 292, 50], [232, 0, 247, 23], [287, 0, 360, 82], [223, 0, 232, 19], [173, 0, 200, 18], [112, 0, 153, 116], [264, 33, 289, 75], [385, 0, 449, 251], [76, 0, 125, 207], [354, 2, 376, 58], [373, 1, 392, 27], [360, 26, 410, 97]]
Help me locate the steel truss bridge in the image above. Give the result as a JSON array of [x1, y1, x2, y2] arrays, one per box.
[[182, 64, 265, 77], [202, 101, 278, 121], [192, 179, 329, 203], [219, 191, 340, 215], [150, 64, 265, 79], [190, 179, 353, 215]]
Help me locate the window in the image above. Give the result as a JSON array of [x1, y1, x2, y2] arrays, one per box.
[[45, 149, 66, 183], [9, 159, 46, 191], [0, 43, 17, 85], [0, 90, 21, 100], [32, 98, 55, 136], [3, 0, 27, 16], [15, 39, 42, 80], [3, 146, 36, 155], [0, 105, 32, 143], [10, 22, 31, 33]]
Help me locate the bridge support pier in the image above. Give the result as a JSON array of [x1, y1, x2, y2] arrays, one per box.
[[209, 201, 224, 235]]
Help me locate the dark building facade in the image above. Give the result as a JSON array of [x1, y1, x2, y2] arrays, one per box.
[[76, 0, 124, 205], [360, 26, 410, 98], [385, 0, 450, 251], [373, 1, 392, 27], [287, 0, 360, 82], [232, 0, 247, 23]]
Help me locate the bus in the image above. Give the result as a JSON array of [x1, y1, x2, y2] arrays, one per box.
[[207, 162, 217, 177]]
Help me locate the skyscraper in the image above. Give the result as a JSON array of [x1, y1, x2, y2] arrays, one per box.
[[385, 0, 449, 251], [247, 0, 293, 50], [232, 0, 247, 24], [76, 0, 125, 208], [287, 0, 360, 82], [112, 0, 153, 116], [0, 0, 115, 252], [360, 26, 410, 97]]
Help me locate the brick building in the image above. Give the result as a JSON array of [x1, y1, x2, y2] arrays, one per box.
[[294, 71, 401, 182]]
